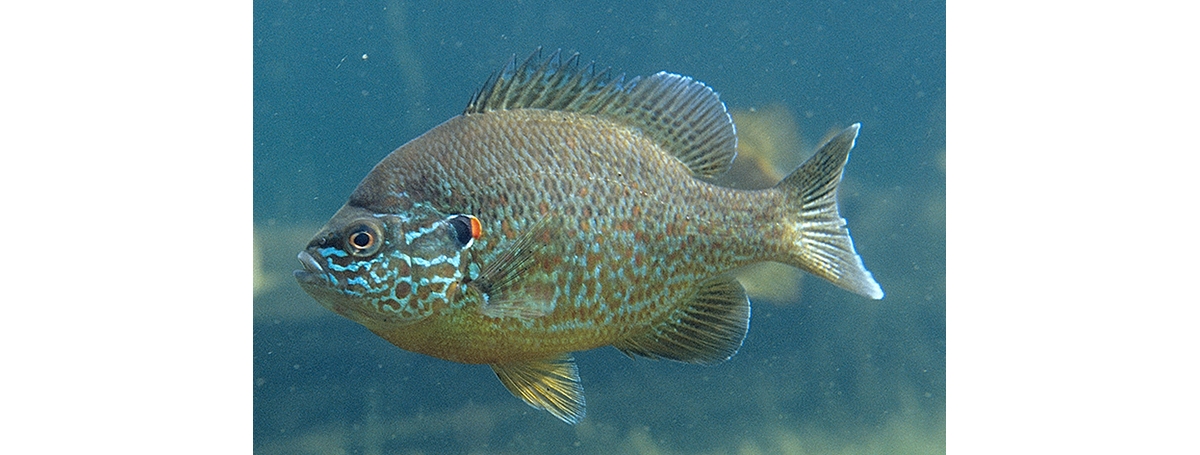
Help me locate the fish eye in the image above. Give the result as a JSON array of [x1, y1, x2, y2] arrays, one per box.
[[447, 214, 482, 249], [344, 219, 384, 257]]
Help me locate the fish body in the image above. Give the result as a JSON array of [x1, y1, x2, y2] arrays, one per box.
[[294, 50, 883, 423]]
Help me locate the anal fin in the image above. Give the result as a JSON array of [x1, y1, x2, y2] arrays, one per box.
[[613, 276, 751, 364], [491, 354, 586, 424]]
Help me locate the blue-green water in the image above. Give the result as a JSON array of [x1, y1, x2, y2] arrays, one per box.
[[254, 1, 944, 453]]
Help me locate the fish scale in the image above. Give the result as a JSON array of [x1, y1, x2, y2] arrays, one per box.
[[295, 49, 883, 424]]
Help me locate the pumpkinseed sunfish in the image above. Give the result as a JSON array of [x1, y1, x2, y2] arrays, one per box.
[[294, 49, 884, 424]]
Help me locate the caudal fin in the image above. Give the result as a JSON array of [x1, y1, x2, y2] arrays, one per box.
[[774, 123, 883, 299]]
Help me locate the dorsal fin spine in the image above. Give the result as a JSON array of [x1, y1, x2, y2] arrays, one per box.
[[513, 50, 551, 108]]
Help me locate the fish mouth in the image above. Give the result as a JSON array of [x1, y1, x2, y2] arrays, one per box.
[[293, 250, 328, 285]]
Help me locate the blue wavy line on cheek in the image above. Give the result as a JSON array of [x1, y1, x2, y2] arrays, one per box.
[[328, 259, 372, 273], [318, 247, 348, 258]]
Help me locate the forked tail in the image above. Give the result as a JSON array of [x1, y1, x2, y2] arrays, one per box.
[[774, 123, 884, 299]]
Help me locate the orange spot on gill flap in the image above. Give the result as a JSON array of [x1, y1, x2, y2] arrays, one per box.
[[469, 215, 483, 240]]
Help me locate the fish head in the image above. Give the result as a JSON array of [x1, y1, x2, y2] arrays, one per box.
[[294, 202, 482, 327]]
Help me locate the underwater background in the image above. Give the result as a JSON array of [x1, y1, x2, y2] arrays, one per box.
[[254, 0, 945, 453]]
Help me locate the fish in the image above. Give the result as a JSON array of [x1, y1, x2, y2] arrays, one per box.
[[294, 48, 884, 424]]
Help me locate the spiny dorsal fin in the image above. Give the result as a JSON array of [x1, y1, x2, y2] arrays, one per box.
[[491, 354, 586, 424], [612, 276, 751, 364], [466, 48, 738, 178]]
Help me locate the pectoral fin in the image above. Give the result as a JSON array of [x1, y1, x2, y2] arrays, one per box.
[[491, 354, 586, 424], [466, 218, 562, 319], [612, 276, 751, 364]]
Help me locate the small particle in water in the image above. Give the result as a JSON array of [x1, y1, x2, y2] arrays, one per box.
[[361, 54, 368, 60]]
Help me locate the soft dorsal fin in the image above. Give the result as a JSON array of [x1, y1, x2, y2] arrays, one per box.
[[612, 276, 751, 364], [465, 48, 738, 178], [491, 354, 586, 424]]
